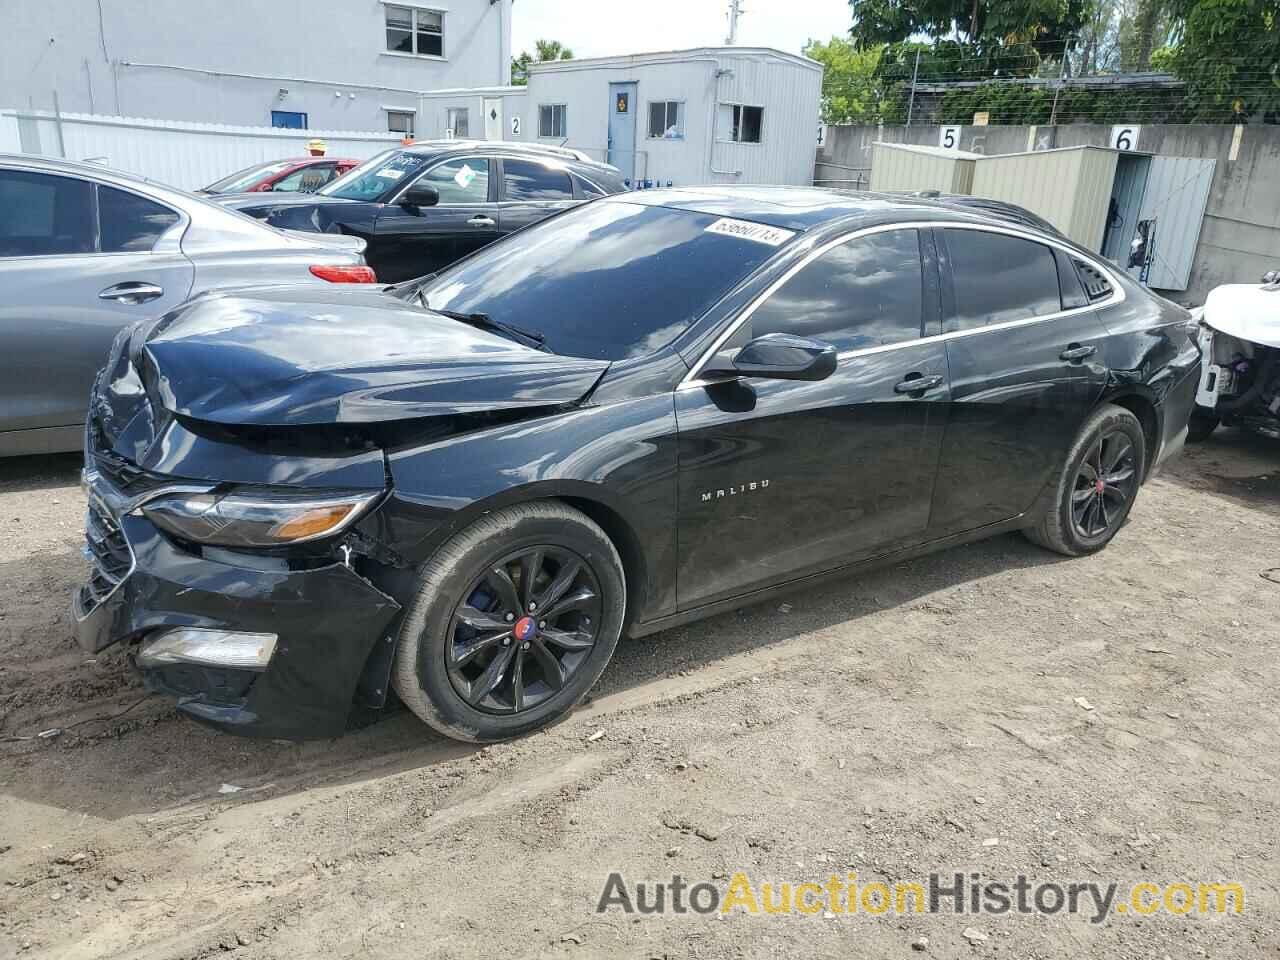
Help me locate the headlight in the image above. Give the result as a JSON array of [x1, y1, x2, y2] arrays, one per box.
[[141, 489, 379, 547]]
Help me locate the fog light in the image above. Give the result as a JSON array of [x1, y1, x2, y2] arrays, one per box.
[[137, 628, 278, 671]]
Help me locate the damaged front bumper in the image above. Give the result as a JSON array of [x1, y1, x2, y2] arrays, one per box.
[[73, 469, 401, 740]]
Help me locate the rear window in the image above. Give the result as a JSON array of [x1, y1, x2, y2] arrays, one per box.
[[423, 201, 786, 361]]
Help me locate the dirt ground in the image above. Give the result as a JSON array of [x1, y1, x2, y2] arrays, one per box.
[[1, 430, 1277, 959]]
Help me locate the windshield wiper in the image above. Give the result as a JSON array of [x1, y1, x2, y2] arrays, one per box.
[[427, 302, 550, 353]]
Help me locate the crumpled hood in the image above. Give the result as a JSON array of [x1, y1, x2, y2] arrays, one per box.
[[139, 286, 609, 426]]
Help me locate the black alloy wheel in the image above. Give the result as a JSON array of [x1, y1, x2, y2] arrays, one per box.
[[1070, 430, 1138, 540], [446, 547, 602, 714]]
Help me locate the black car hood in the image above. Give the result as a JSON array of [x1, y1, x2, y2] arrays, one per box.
[[139, 287, 609, 426]]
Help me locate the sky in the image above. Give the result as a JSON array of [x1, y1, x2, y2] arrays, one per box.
[[510, 0, 851, 60]]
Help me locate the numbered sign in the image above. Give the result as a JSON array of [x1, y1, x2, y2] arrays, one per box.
[[939, 125, 961, 150], [1111, 125, 1141, 151], [511, 115, 521, 137], [817, 124, 827, 147]]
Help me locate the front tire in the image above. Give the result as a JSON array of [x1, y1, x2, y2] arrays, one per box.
[[1023, 404, 1145, 557], [392, 501, 625, 743]]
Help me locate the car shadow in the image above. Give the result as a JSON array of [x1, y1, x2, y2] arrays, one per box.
[[0, 451, 83, 493], [0, 522, 1068, 822], [1160, 428, 1280, 514]]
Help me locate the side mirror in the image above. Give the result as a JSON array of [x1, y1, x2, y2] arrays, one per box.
[[400, 183, 440, 209], [721, 333, 837, 382]]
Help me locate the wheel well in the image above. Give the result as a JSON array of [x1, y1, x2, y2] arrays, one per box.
[[1106, 393, 1158, 481], [558, 496, 646, 626]]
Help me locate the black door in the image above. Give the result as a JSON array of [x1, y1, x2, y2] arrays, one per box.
[[675, 227, 949, 610], [928, 227, 1110, 535], [370, 157, 498, 281], [496, 158, 580, 239]]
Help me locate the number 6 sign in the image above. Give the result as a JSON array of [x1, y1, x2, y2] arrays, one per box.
[[1110, 125, 1141, 151]]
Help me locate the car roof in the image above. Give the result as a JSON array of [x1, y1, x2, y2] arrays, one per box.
[[613, 184, 1034, 234], [399, 140, 611, 170]]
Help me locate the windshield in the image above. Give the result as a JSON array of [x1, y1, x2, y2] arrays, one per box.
[[203, 160, 292, 194], [320, 150, 433, 201], [423, 200, 787, 361]]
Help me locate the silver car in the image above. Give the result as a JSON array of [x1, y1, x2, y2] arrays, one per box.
[[0, 154, 373, 456]]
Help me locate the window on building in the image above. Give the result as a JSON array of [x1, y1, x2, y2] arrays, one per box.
[[0, 170, 93, 258], [749, 229, 925, 351], [385, 5, 444, 56], [98, 186, 181, 253], [647, 101, 685, 139], [387, 110, 416, 137], [270, 110, 307, 129], [946, 229, 1062, 331], [446, 107, 469, 138], [538, 104, 567, 138], [718, 103, 763, 143], [502, 159, 574, 201], [417, 158, 490, 204]]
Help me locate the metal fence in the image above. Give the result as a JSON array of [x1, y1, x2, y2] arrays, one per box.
[[0, 109, 402, 191]]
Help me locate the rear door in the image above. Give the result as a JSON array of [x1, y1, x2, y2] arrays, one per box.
[[496, 158, 580, 239], [0, 169, 193, 439], [371, 156, 497, 281], [928, 225, 1110, 535], [675, 226, 949, 609]]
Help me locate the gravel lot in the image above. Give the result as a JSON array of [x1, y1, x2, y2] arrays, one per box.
[[1, 431, 1277, 959]]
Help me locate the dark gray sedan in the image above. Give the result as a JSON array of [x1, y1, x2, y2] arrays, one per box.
[[0, 154, 375, 456]]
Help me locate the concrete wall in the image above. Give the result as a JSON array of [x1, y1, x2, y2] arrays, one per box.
[[525, 48, 823, 187], [817, 123, 1280, 304], [2, 0, 511, 131]]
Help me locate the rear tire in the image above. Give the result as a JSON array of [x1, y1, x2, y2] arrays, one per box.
[[1023, 403, 1145, 557], [1186, 407, 1220, 442], [391, 501, 625, 743]]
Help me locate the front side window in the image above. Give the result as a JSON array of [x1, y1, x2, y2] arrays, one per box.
[[424, 201, 784, 361], [648, 101, 684, 139], [750, 229, 924, 351], [0, 170, 93, 257], [98, 186, 180, 253], [503, 159, 573, 201], [386, 5, 443, 56], [446, 107, 469, 138], [417, 158, 490, 204], [538, 104, 567, 138], [946, 229, 1062, 331], [387, 110, 416, 137], [718, 104, 763, 143], [271, 163, 338, 193]]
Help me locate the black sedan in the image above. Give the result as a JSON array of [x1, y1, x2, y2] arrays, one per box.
[[75, 187, 1200, 743], [215, 141, 626, 281]]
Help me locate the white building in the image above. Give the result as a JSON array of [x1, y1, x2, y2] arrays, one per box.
[[3, 0, 512, 133], [418, 47, 824, 187]]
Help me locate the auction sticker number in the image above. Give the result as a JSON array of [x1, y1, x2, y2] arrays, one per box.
[[705, 218, 796, 246]]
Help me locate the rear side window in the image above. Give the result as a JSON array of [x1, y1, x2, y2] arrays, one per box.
[[1073, 257, 1114, 302], [0, 170, 93, 257], [98, 186, 180, 252], [576, 175, 606, 199], [750, 229, 924, 351], [946, 229, 1061, 330], [1056, 249, 1089, 309], [503, 159, 575, 201]]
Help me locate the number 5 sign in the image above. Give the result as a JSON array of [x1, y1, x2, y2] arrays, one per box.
[[939, 125, 961, 150], [1110, 125, 1141, 151]]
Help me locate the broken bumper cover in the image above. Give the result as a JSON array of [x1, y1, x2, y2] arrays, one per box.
[[73, 503, 401, 740]]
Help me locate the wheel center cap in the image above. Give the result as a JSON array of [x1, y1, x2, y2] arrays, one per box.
[[1095, 479, 1106, 494], [513, 616, 538, 642]]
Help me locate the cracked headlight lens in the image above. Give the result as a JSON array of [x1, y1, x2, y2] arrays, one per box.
[[141, 490, 379, 547]]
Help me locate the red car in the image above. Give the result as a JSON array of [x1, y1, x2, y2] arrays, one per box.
[[200, 157, 360, 195]]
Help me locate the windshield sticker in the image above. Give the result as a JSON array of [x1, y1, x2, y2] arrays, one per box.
[[704, 218, 795, 246], [376, 169, 406, 179], [454, 164, 478, 189]]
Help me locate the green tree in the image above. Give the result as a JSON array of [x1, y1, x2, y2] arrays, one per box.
[[1163, 0, 1280, 120], [510, 39, 575, 85], [848, 0, 1091, 57], [804, 37, 884, 122]]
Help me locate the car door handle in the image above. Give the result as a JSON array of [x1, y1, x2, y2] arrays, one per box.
[[99, 282, 164, 305], [893, 373, 944, 395], [1060, 343, 1097, 362], [467, 216, 496, 227]]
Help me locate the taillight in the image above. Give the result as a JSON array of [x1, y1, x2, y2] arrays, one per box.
[[309, 265, 378, 283]]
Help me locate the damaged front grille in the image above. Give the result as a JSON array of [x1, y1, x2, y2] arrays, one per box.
[[92, 449, 170, 499], [79, 500, 134, 611]]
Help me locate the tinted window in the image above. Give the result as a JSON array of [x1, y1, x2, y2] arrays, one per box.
[[751, 230, 924, 351], [98, 186, 180, 253], [503, 159, 574, 201], [272, 163, 337, 193], [424, 201, 783, 361], [0, 170, 93, 257], [577, 175, 606, 199], [419, 158, 490, 204], [946, 229, 1061, 330], [1056, 249, 1089, 309], [1073, 257, 1114, 302]]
